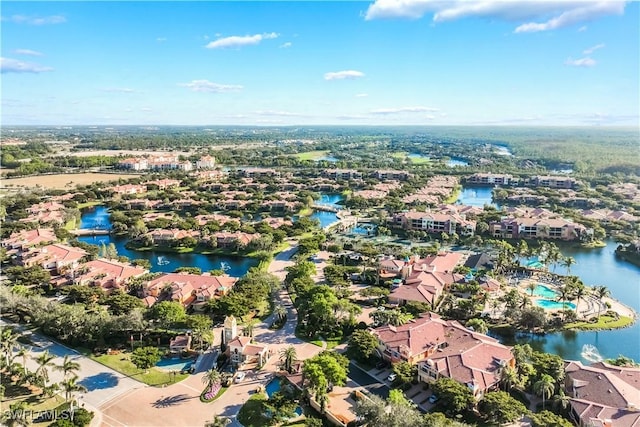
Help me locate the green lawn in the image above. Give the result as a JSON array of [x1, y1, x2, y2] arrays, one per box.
[[64, 217, 77, 230], [294, 150, 329, 161], [565, 315, 634, 330], [90, 352, 189, 386], [76, 201, 103, 209]]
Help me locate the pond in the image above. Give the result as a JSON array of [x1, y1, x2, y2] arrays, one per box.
[[447, 158, 469, 167], [78, 206, 258, 276], [456, 186, 498, 207], [309, 193, 344, 229], [265, 378, 303, 416]]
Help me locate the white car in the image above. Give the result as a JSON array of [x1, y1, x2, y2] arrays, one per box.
[[235, 372, 246, 383], [387, 373, 397, 382]]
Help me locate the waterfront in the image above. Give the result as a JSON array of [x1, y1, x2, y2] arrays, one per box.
[[78, 206, 258, 276], [456, 186, 497, 207], [500, 238, 640, 362], [79, 205, 640, 362]]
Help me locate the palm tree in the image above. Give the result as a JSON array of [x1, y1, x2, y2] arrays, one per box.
[[202, 369, 221, 390], [574, 285, 587, 317], [553, 389, 571, 411], [243, 319, 258, 338], [498, 365, 519, 391], [556, 286, 571, 321], [61, 375, 87, 403], [593, 285, 610, 318], [527, 281, 537, 296], [562, 256, 576, 275], [1, 401, 29, 427], [0, 328, 19, 368], [533, 374, 555, 410], [33, 350, 56, 387], [274, 304, 287, 322], [56, 355, 81, 379], [279, 345, 298, 374]]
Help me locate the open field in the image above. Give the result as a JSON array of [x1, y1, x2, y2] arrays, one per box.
[[294, 150, 329, 161], [1, 173, 139, 190], [90, 352, 189, 387]]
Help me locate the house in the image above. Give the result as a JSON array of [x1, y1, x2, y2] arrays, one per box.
[[143, 273, 237, 308], [389, 269, 464, 308], [118, 157, 148, 170], [72, 258, 148, 292], [146, 229, 201, 245], [223, 316, 270, 367], [169, 334, 192, 353], [490, 217, 588, 240], [529, 175, 578, 189], [2, 228, 57, 252], [20, 243, 88, 274], [210, 231, 259, 249], [196, 155, 216, 169], [239, 167, 279, 178], [564, 360, 640, 427], [466, 173, 514, 186], [393, 211, 476, 236], [415, 314, 515, 399], [373, 170, 411, 181], [323, 169, 363, 180], [145, 178, 181, 190], [27, 202, 65, 214], [111, 184, 146, 195]]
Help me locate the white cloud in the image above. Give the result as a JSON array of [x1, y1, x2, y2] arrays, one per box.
[[141, 107, 153, 112], [279, 42, 292, 48], [178, 79, 243, 93], [370, 106, 439, 114], [355, 93, 369, 97], [324, 70, 365, 81], [565, 56, 596, 67], [578, 25, 588, 32], [205, 32, 278, 49], [0, 57, 53, 73], [364, 1, 627, 33], [583, 43, 605, 54], [156, 37, 167, 43], [3, 14, 66, 25], [14, 49, 43, 56]]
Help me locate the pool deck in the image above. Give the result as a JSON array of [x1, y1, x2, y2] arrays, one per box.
[[516, 276, 636, 320]]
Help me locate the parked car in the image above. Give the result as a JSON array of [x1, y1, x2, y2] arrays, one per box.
[[428, 394, 439, 404], [235, 371, 246, 383], [387, 373, 397, 382]]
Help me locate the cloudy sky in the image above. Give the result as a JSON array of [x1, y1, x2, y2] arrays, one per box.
[[1, 1, 638, 126]]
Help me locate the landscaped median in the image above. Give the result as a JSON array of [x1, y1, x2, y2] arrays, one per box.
[[89, 351, 189, 386]]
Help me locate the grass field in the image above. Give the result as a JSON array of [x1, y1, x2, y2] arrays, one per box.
[[90, 352, 189, 386], [565, 315, 634, 330], [390, 151, 430, 164], [1, 173, 139, 190], [294, 150, 329, 161]]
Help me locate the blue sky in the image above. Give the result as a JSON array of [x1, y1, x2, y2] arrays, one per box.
[[1, 1, 638, 126]]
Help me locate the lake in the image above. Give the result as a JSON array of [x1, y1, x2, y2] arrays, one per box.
[[497, 239, 640, 362], [456, 186, 498, 207], [447, 158, 469, 167], [310, 193, 343, 228], [78, 206, 258, 276]]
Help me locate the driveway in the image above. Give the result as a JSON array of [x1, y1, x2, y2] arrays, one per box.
[[348, 362, 390, 399]]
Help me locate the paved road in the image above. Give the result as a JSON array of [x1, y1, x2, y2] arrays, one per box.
[[1, 320, 143, 427]]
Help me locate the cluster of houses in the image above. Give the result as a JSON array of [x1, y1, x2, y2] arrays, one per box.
[[466, 173, 579, 189], [1, 228, 240, 310], [19, 201, 68, 225], [117, 154, 216, 172]]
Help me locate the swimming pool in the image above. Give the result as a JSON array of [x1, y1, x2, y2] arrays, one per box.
[[536, 299, 576, 310], [265, 378, 303, 416], [155, 357, 194, 372], [532, 284, 558, 298]]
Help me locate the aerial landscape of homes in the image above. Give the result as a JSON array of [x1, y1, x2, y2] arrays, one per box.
[[1, 1, 639, 427]]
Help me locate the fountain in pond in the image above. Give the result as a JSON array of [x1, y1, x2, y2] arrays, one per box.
[[220, 261, 231, 272], [157, 256, 170, 266], [581, 344, 603, 363]]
